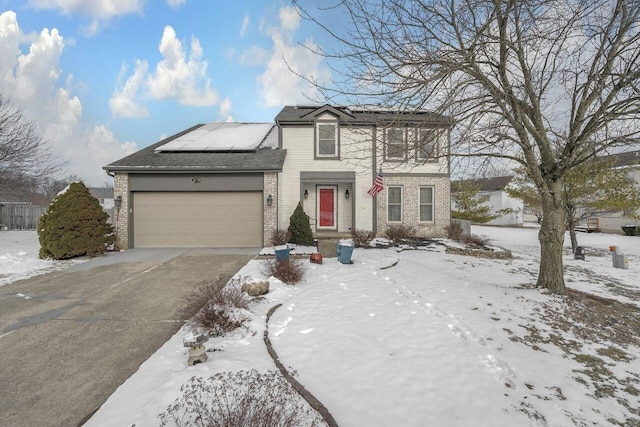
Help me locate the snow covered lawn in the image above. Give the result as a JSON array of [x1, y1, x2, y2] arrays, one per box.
[[0, 231, 86, 287], [75, 227, 640, 425]]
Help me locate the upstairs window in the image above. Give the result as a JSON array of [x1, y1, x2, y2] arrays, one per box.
[[316, 122, 339, 158], [385, 128, 407, 161], [416, 129, 440, 161]]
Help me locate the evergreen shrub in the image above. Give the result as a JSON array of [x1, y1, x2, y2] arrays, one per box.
[[38, 182, 114, 259], [287, 202, 314, 245]]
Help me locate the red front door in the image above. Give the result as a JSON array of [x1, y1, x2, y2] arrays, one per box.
[[318, 187, 335, 228]]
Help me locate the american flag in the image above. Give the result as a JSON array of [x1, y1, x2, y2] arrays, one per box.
[[367, 171, 384, 197]]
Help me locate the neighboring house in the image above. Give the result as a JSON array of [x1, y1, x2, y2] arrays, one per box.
[[103, 123, 284, 249], [451, 176, 524, 226], [103, 105, 452, 249], [88, 187, 115, 224], [88, 187, 114, 209], [591, 150, 640, 234]]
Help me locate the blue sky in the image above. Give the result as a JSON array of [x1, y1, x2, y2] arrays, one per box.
[[0, 1, 338, 184]]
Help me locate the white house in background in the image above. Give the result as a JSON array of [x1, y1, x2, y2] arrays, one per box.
[[275, 105, 452, 237], [451, 176, 524, 226], [87, 187, 115, 210], [591, 150, 640, 234], [87, 187, 115, 224]]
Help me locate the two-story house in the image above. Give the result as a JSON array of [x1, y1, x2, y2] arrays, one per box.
[[276, 105, 451, 238], [103, 106, 451, 249]]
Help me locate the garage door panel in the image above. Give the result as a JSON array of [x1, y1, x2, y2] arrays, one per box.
[[133, 192, 262, 248]]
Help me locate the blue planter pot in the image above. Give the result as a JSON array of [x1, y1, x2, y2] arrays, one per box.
[[274, 245, 290, 261]]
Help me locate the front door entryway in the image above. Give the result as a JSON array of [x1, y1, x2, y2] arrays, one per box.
[[317, 186, 337, 230]]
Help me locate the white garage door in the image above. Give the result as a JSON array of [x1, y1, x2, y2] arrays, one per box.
[[133, 192, 263, 248]]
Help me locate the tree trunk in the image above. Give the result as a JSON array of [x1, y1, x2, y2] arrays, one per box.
[[569, 220, 578, 254], [566, 205, 579, 253], [537, 184, 567, 295]]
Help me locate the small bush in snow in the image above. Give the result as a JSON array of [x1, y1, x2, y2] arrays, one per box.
[[351, 229, 375, 248], [445, 222, 464, 241], [180, 275, 253, 336], [270, 229, 290, 246], [158, 370, 324, 427], [38, 182, 114, 260], [385, 224, 416, 242], [460, 233, 489, 247], [262, 259, 306, 284]]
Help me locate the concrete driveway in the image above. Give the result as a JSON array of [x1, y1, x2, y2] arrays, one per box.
[[0, 248, 257, 427]]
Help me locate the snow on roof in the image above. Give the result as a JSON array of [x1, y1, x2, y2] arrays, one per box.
[[155, 122, 275, 152]]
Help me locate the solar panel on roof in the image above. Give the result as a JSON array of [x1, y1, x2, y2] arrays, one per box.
[[155, 122, 275, 152]]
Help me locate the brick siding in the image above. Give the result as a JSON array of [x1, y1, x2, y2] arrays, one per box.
[[113, 173, 129, 249], [263, 172, 278, 245], [375, 175, 450, 237]]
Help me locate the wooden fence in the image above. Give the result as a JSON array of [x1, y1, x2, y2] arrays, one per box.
[[0, 203, 47, 230]]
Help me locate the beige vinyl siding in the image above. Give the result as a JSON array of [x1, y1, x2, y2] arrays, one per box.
[[280, 126, 373, 232]]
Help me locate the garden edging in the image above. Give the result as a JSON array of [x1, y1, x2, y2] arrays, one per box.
[[264, 304, 339, 427]]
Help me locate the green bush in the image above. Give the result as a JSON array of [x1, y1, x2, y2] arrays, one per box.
[[287, 202, 314, 245], [38, 182, 114, 259]]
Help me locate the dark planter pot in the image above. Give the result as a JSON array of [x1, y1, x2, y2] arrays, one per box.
[[621, 225, 638, 236]]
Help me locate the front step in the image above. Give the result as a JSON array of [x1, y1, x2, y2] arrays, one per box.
[[316, 239, 339, 258]]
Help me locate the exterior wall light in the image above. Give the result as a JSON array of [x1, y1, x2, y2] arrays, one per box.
[[114, 195, 123, 210], [304, 189, 309, 199], [267, 194, 273, 207], [345, 189, 350, 199]]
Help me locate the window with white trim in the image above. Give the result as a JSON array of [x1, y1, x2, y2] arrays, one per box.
[[416, 129, 439, 161], [385, 128, 406, 160], [419, 186, 434, 222], [316, 122, 338, 157], [387, 186, 403, 222]]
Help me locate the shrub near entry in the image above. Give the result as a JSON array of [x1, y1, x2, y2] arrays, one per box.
[[288, 202, 314, 245], [38, 182, 114, 260]]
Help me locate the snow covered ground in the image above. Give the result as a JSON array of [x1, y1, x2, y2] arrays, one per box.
[[0, 231, 86, 287], [3, 227, 639, 426]]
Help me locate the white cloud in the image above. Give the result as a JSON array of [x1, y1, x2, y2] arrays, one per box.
[[27, 0, 145, 35], [237, 45, 269, 67], [240, 14, 250, 37], [110, 25, 226, 117], [109, 60, 149, 118], [166, 0, 185, 8], [278, 6, 300, 32], [0, 11, 137, 185], [218, 97, 233, 122], [255, 6, 330, 107]]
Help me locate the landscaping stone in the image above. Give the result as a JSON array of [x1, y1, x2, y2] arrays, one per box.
[[242, 280, 270, 296], [445, 246, 513, 259]]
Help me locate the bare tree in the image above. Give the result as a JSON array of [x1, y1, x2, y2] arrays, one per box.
[[0, 94, 63, 202], [294, 0, 640, 294]]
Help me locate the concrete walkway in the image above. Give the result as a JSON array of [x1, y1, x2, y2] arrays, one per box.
[[0, 249, 256, 427]]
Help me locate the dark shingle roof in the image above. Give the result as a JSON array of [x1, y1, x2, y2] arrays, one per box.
[[452, 176, 514, 192], [104, 124, 287, 173], [275, 105, 452, 127]]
